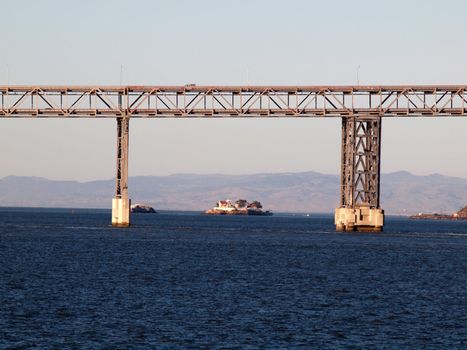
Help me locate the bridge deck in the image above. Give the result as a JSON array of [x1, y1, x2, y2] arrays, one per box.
[[1, 85, 466, 118]]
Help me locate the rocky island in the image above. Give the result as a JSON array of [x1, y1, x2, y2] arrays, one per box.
[[205, 199, 272, 216], [409, 206, 467, 220], [130, 204, 157, 213]]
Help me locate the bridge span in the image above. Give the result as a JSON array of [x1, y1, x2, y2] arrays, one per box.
[[1, 85, 466, 230]]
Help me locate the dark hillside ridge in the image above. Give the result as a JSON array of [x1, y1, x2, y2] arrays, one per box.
[[1, 171, 466, 215]]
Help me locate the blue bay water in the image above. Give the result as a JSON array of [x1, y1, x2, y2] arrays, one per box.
[[0, 208, 466, 349]]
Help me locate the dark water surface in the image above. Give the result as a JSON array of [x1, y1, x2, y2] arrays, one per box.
[[0, 208, 466, 349]]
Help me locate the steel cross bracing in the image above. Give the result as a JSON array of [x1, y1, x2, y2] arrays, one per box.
[[1, 85, 466, 118], [340, 117, 381, 209]]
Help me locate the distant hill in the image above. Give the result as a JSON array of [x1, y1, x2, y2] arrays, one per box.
[[0, 171, 466, 215]]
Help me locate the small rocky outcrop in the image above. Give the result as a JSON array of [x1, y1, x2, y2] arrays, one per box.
[[455, 206, 467, 218], [131, 204, 157, 213], [410, 205, 467, 220], [205, 199, 272, 216]]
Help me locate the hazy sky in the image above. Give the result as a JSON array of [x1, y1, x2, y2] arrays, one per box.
[[1, 0, 466, 181]]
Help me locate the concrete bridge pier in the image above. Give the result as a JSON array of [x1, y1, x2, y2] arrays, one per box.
[[112, 115, 131, 227], [335, 116, 384, 232]]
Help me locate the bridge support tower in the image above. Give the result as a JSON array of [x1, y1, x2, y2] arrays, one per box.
[[112, 115, 131, 227], [335, 116, 384, 232]]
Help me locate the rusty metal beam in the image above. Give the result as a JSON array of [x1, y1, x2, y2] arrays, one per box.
[[0, 85, 466, 118]]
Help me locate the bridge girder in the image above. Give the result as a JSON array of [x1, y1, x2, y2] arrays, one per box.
[[1, 85, 466, 118]]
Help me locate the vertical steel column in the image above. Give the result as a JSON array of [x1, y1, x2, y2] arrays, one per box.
[[112, 114, 131, 227], [335, 116, 384, 231], [340, 117, 356, 208], [116, 116, 129, 200]]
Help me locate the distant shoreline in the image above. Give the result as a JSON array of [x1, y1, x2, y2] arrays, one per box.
[[409, 206, 467, 221], [2, 206, 466, 221]]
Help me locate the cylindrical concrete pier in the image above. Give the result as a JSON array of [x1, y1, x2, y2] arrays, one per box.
[[112, 197, 131, 227], [112, 116, 131, 227], [334, 207, 384, 232]]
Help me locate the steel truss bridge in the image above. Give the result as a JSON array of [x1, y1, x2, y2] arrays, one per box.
[[1, 85, 466, 230]]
